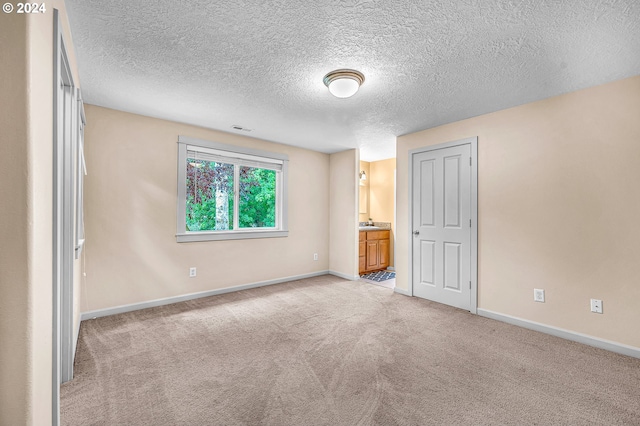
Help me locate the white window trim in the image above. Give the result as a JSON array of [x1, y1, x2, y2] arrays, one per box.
[[176, 135, 289, 242]]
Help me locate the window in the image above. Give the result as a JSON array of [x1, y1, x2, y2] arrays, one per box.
[[176, 136, 288, 242]]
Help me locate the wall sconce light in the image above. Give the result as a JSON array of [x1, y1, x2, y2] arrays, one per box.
[[359, 171, 367, 181], [323, 69, 365, 98]]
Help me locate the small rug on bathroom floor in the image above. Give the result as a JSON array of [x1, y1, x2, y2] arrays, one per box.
[[360, 271, 395, 282]]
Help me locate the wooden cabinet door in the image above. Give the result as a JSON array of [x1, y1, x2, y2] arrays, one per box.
[[359, 240, 367, 274], [366, 241, 379, 270], [379, 238, 390, 269]]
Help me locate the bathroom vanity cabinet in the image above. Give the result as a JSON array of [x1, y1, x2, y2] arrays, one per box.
[[359, 230, 390, 275]]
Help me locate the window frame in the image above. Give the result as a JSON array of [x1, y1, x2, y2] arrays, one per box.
[[176, 135, 289, 242]]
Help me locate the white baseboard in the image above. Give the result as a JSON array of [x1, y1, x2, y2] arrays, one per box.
[[329, 270, 360, 281], [81, 270, 330, 321], [393, 287, 411, 296], [477, 308, 640, 359]]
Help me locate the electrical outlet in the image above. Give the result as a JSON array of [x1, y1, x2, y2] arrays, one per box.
[[313, 253, 318, 261], [534, 288, 545, 302], [189, 267, 197, 278], [590, 299, 603, 314]]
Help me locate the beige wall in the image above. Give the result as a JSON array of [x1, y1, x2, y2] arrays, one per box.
[[0, 1, 80, 423], [82, 105, 330, 312], [369, 159, 396, 267], [329, 150, 359, 279], [358, 160, 370, 223], [0, 14, 33, 426], [397, 75, 640, 348]]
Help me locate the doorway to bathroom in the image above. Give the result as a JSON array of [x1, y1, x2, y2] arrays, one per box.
[[358, 158, 396, 287]]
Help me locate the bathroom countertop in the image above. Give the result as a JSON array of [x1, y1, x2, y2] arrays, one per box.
[[359, 226, 386, 231], [358, 222, 391, 231]]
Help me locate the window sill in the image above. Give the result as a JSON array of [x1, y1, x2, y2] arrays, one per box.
[[176, 230, 288, 243]]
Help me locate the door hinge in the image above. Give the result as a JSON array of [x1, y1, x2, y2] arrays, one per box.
[[469, 157, 472, 166], [469, 219, 471, 227], [469, 281, 471, 289]]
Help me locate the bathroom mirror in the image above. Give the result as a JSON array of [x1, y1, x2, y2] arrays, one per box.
[[359, 187, 368, 214]]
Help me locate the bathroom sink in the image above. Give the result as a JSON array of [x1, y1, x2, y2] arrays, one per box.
[[359, 226, 384, 231]]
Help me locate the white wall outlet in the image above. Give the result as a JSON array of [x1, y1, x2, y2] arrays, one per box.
[[189, 267, 197, 278], [313, 253, 318, 261], [590, 299, 603, 314], [534, 288, 545, 302]]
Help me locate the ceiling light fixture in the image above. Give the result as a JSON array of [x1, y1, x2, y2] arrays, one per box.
[[323, 69, 365, 98]]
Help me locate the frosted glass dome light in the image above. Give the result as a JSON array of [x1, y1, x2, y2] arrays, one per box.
[[328, 77, 359, 98], [323, 69, 365, 99]]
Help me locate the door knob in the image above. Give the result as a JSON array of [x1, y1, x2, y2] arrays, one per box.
[[413, 230, 419, 235]]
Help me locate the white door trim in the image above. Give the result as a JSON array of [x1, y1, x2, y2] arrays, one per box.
[[53, 8, 77, 426], [408, 137, 478, 313]]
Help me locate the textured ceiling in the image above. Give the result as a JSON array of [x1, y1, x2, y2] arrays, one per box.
[[65, 0, 640, 161]]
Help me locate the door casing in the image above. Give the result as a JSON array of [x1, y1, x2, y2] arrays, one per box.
[[408, 137, 478, 313], [53, 8, 77, 426]]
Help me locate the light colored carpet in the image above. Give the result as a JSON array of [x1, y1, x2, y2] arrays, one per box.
[[61, 275, 640, 425]]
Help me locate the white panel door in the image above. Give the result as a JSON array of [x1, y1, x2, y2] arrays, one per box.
[[412, 144, 471, 310]]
